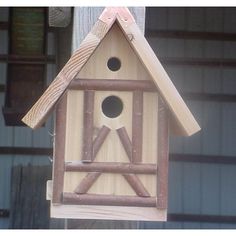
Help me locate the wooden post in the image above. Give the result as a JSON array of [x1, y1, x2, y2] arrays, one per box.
[[65, 7, 146, 229]]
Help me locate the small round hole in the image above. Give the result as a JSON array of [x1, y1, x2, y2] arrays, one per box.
[[102, 96, 123, 118], [107, 57, 121, 71]]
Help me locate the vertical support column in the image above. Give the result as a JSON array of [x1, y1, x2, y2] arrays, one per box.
[[52, 93, 67, 204], [82, 90, 95, 162], [156, 97, 169, 209], [132, 91, 143, 163]]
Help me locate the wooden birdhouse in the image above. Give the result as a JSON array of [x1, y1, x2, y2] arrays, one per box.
[[22, 7, 200, 221]]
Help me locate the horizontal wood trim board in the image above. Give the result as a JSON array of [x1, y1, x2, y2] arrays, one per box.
[[1, 148, 236, 165], [182, 93, 236, 103], [0, 22, 55, 31], [69, 79, 156, 91], [0, 54, 56, 64], [168, 213, 236, 224], [0, 209, 10, 218], [146, 29, 236, 42], [161, 57, 236, 67], [170, 153, 236, 165], [65, 162, 157, 174], [63, 193, 156, 207], [0, 147, 52, 156]]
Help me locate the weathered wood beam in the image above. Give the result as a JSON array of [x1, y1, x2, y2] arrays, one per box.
[[92, 125, 110, 160], [52, 93, 67, 204], [123, 174, 150, 197], [69, 79, 156, 92], [63, 193, 156, 207], [156, 98, 169, 209], [74, 172, 101, 194], [65, 162, 157, 175], [116, 127, 132, 162], [82, 90, 95, 162]]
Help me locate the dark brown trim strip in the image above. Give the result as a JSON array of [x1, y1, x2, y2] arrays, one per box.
[[52, 93, 67, 204], [116, 127, 132, 162], [170, 153, 236, 165], [65, 162, 157, 175], [63, 193, 156, 207], [132, 91, 143, 163], [69, 79, 156, 92], [92, 125, 110, 161], [0, 54, 56, 64], [168, 213, 236, 224], [82, 90, 95, 162], [0, 147, 52, 156], [182, 92, 236, 103], [160, 57, 236, 67], [74, 172, 101, 194], [156, 98, 169, 209], [123, 174, 150, 197], [146, 29, 236, 42]]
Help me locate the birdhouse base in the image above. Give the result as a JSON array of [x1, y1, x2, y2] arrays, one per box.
[[46, 180, 167, 221]]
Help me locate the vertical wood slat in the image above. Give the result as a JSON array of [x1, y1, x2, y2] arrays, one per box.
[[156, 98, 169, 209], [92, 125, 110, 161], [123, 174, 150, 197], [116, 127, 132, 161], [82, 90, 95, 162], [74, 172, 101, 194], [132, 91, 143, 163], [52, 93, 67, 204]]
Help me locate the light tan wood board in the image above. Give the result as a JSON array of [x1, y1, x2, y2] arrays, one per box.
[[63, 90, 158, 197]]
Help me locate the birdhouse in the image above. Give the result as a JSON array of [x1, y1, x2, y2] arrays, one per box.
[[22, 7, 200, 221]]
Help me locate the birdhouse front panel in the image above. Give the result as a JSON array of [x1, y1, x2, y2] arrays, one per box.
[[22, 7, 200, 222], [50, 21, 168, 221]]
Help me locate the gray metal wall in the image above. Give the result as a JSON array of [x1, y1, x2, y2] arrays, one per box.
[[0, 8, 56, 228], [141, 7, 236, 229]]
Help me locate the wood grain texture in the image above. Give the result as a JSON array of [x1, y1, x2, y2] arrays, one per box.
[[82, 90, 95, 162], [52, 93, 67, 204], [116, 15, 200, 136], [74, 172, 101, 194], [22, 18, 112, 129], [156, 98, 169, 209], [65, 162, 157, 174], [51, 204, 167, 221], [123, 174, 150, 197], [132, 91, 143, 163]]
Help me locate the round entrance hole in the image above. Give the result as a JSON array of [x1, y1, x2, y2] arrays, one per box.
[[102, 96, 123, 118], [107, 57, 121, 71]]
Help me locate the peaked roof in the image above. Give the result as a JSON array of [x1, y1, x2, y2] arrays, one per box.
[[22, 7, 200, 136]]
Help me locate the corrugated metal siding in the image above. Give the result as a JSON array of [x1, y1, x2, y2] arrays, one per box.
[[0, 8, 56, 228], [141, 7, 236, 229]]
